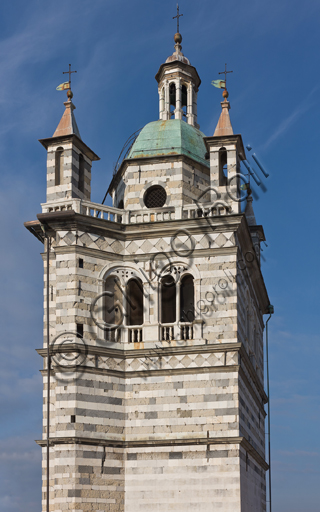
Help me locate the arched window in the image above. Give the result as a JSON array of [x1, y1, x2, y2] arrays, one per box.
[[161, 275, 176, 324], [104, 276, 122, 340], [117, 199, 124, 209], [55, 147, 64, 186], [181, 84, 187, 118], [78, 154, 85, 193], [180, 275, 194, 322], [219, 147, 228, 186], [169, 82, 176, 117], [127, 278, 143, 326]]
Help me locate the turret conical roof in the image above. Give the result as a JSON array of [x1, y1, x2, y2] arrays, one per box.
[[52, 99, 81, 139], [213, 98, 233, 137]]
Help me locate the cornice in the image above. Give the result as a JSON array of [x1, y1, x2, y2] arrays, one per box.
[[155, 60, 201, 89], [204, 134, 246, 161], [36, 341, 242, 359], [39, 133, 100, 161], [35, 435, 268, 470]]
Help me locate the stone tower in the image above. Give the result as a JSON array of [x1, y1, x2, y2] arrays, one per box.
[[25, 31, 270, 512]]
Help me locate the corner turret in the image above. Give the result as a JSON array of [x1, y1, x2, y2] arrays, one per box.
[[39, 91, 99, 203], [204, 90, 246, 213]]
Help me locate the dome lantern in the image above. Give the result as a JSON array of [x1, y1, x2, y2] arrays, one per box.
[[155, 21, 200, 128]]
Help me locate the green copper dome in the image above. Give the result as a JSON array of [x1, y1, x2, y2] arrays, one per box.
[[128, 120, 209, 167]]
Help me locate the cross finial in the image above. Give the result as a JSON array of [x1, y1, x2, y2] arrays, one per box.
[[173, 3, 183, 33], [63, 64, 77, 88], [218, 63, 233, 91]]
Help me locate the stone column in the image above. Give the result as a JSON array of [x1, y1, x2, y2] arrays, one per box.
[[227, 145, 241, 214], [193, 90, 199, 128], [209, 147, 220, 201], [175, 279, 181, 339], [159, 87, 165, 120], [144, 282, 150, 324], [187, 83, 195, 126], [175, 79, 183, 120], [164, 81, 170, 120], [155, 278, 160, 324]]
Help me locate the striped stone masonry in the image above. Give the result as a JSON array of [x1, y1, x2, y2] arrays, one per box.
[[24, 38, 272, 512], [35, 198, 269, 512]]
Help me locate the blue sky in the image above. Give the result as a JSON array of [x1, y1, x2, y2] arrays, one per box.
[[0, 0, 319, 511]]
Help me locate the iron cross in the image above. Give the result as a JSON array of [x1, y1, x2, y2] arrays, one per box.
[[63, 64, 77, 86], [219, 63, 233, 89], [173, 3, 183, 32]]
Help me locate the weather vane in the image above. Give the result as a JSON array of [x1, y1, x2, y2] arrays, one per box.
[[56, 64, 77, 98], [173, 3, 183, 33], [218, 63, 233, 91], [211, 63, 233, 99], [63, 64, 77, 88]]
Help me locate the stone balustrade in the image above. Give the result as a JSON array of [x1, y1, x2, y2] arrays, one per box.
[[182, 201, 231, 218], [160, 322, 194, 342], [128, 326, 143, 343], [41, 198, 231, 224]]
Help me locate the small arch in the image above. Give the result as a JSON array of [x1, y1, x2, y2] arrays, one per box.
[[98, 261, 147, 283], [180, 275, 194, 322], [181, 84, 187, 118], [55, 147, 64, 186], [181, 84, 187, 108], [161, 275, 176, 324], [78, 154, 85, 193], [160, 258, 202, 282], [127, 278, 143, 326], [104, 275, 122, 338], [219, 147, 228, 186], [169, 82, 176, 117]]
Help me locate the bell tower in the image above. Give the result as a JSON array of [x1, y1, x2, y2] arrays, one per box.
[[155, 31, 200, 127], [25, 19, 271, 512]]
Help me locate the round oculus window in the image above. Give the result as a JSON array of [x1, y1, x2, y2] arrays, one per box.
[[144, 185, 167, 208]]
